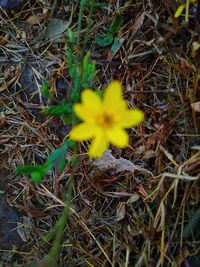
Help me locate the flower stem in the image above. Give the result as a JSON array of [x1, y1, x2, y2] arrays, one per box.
[[76, 0, 84, 46], [82, 0, 95, 55]]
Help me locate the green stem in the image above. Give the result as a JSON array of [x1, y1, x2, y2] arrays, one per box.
[[43, 1, 96, 264], [82, 0, 95, 55], [185, 0, 189, 23], [67, 29, 74, 78], [48, 175, 74, 263], [76, 0, 84, 46], [48, 91, 78, 265], [48, 208, 68, 262]]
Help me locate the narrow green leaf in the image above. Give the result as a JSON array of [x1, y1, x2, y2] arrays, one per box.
[[47, 142, 69, 170], [71, 74, 81, 102], [40, 80, 50, 97], [16, 165, 49, 183], [16, 140, 75, 183], [81, 52, 96, 88], [110, 14, 123, 34], [67, 28, 75, 78], [40, 80, 55, 101], [32, 170, 46, 183], [95, 89, 103, 98], [42, 102, 72, 118]]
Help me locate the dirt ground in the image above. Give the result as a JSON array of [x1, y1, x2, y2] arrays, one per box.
[[0, 0, 200, 266]]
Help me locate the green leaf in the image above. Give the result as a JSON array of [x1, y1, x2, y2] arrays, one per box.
[[111, 37, 119, 52], [16, 165, 49, 183], [95, 15, 123, 47], [95, 89, 103, 98], [32, 170, 46, 183], [42, 102, 72, 124], [46, 141, 68, 170], [71, 74, 81, 102], [40, 80, 55, 101], [110, 14, 123, 34], [81, 52, 96, 88], [16, 165, 46, 175], [174, 5, 185, 18], [95, 32, 113, 47], [16, 140, 75, 183], [46, 140, 75, 172], [62, 113, 72, 125], [68, 28, 74, 44], [40, 80, 50, 96], [111, 37, 125, 52]]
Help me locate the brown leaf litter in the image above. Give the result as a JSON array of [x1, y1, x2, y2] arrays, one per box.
[[0, 0, 200, 266]]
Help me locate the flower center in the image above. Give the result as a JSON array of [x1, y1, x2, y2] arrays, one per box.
[[97, 113, 115, 128]]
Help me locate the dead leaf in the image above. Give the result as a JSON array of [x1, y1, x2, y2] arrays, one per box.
[[131, 12, 145, 39], [191, 41, 200, 58], [191, 102, 200, 112], [26, 15, 40, 25], [143, 149, 156, 159], [116, 202, 126, 221], [17, 217, 31, 242], [106, 191, 140, 197], [126, 193, 140, 204], [137, 184, 148, 198], [0, 65, 21, 92], [93, 150, 151, 175], [46, 18, 71, 39]]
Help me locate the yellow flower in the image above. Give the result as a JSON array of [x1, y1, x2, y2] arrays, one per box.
[[69, 80, 144, 158]]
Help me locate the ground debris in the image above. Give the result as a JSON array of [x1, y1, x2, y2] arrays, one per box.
[[0, 0, 199, 265], [93, 149, 151, 175]]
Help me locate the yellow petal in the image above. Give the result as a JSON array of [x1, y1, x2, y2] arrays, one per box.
[[175, 5, 185, 18], [81, 89, 102, 115], [74, 104, 95, 123], [118, 109, 144, 128], [88, 130, 109, 158], [106, 127, 129, 147], [69, 123, 96, 141], [104, 80, 125, 109]]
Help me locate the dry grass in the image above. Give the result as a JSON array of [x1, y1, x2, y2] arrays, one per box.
[[0, 0, 200, 266]]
